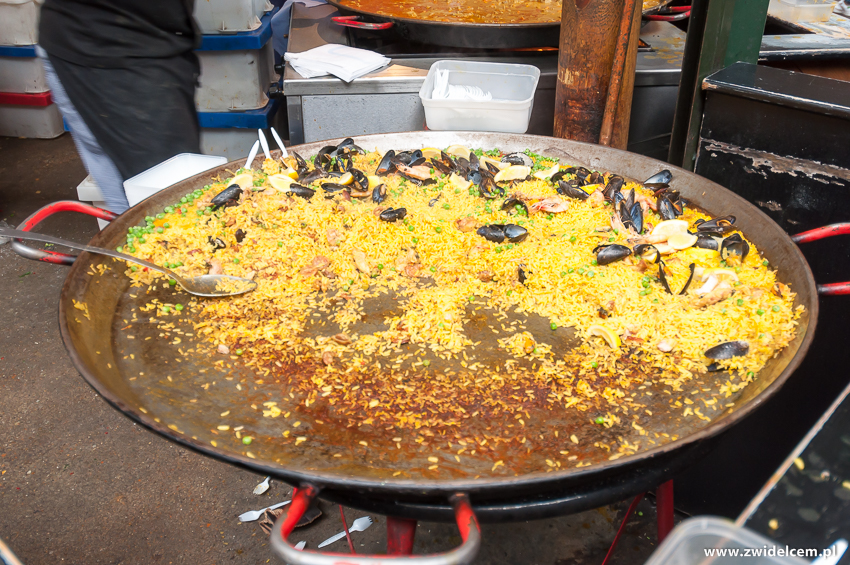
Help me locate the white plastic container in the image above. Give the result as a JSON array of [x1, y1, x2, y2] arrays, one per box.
[[0, 55, 47, 92], [645, 517, 811, 565], [0, 101, 63, 138], [768, 0, 838, 22], [0, 0, 42, 46], [76, 176, 111, 230], [196, 42, 276, 111], [123, 153, 227, 207], [419, 60, 540, 134], [193, 0, 270, 34]]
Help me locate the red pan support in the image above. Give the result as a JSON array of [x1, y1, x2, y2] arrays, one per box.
[[644, 6, 691, 21], [792, 223, 850, 295], [332, 16, 393, 30], [270, 486, 481, 564], [10, 201, 118, 265]]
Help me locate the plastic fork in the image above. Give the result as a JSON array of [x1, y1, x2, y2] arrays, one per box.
[[271, 127, 289, 158], [245, 140, 260, 170], [258, 129, 272, 160], [318, 516, 373, 548], [253, 476, 270, 495], [238, 500, 291, 522]]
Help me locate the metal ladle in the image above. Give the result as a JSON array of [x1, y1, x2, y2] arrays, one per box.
[[1, 227, 257, 297]]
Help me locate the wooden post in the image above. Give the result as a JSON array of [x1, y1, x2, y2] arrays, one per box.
[[554, 0, 641, 149]]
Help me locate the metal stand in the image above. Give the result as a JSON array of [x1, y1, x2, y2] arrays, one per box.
[[601, 480, 676, 565], [386, 517, 417, 555]]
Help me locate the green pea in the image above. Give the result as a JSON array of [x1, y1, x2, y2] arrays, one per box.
[[591, 259, 598, 266], [412, 237, 418, 244], [560, 271, 567, 278], [737, 299, 744, 306], [469, 295, 475, 302], [117, 246, 124, 253], [377, 264, 384, 270], [747, 371, 754, 378], [156, 228, 164, 234], [278, 242, 283, 247], [735, 267, 741, 273], [568, 268, 574, 273], [652, 298, 659, 303], [130, 266, 138, 272], [145, 216, 154, 222], [408, 226, 414, 232], [550, 322, 558, 330], [156, 213, 165, 220], [163, 223, 170, 229], [242, 436, 252, 445], [762, 259, 769, 266], [495, 246, 503, 253], [180, 197, 187, 204], [168, 279, 177, 286], [434, 227, 442, 233], [756, 309, 764, 315], [591, 361, 598, 368], [443, 203, 450, 210], [127, 246, 136, 253], [506, 290, 512, 296], [772, 305, 780, 312], [569, 236, 577, 243], [595, 417, 604, 424], [236, 349, 243, 355], [430, 266, 436, 272], [233, 258, 240, 264], [196, 210, 204, 216], [608, 237, 615, 242], [164, 207, 174, 214], [641, 280, 650, 288], [422, 359, 431, 367], [138, 237, 146, 243], [175, 304, 184, 311], [162, 306, 171, 313]]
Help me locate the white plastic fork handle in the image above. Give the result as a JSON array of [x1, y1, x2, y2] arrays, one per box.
[[258, 129, 272, 160], [245, 141, 260, 170], [271, 486, 481, 565], [271, 127, 288, 158], [317, 531, 347, 549]]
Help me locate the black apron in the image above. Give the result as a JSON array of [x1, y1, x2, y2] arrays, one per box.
[[40, 0, 202, 180]]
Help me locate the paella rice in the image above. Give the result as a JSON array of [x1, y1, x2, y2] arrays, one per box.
[[117, 139, 802, 470]]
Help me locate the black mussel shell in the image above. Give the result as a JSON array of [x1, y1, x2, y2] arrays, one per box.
[[429, 195, 441, 207], [720, 233, 750, 262], [618, 202, 634, 231], [430, 158, 453, 175], [629, 202, 643, 234], [456, 157, 470, 171], [300, 168, 328, 184], [603, 176, 624, 201], [644, 169, 672, 186], [557, 180, 589, 200], [350, 168, 369, 191], [379, 207, 407, 222], [209, 236, 227, 251], [503, 224, 528, 243], [658, 261, 696, 295], [695, 233, 720, 250], [625, 188, 635, 211], [518, 264, 529, 285], [501, 197, 529, 215], [469, 152, 480, 171], [466, 170, 482, 185], [574, 167, 592, 181], [594, 243, 632, 266], [695, 215, 736, 234], [500, 152, 533, 168], [393, 151, 414, 165], [409, 157, 427, 167], [316, 145, 336, 168], [375, 150, 396, 175], [477, 225, 506, 243], [288, 184, 315, 200], [657, 193, 682, 221], [633, 244, 661, 263], [210, 184, 243, 210], [588, 171, 604, 185], [550, 170, 568, 184], [321, 183, 346, 199], [479, 177, 503, 199], [485, 162, 501, 174], [371, 184, 386, 204], [705, 340, 749, 360], [235, 229, 246, 243], [291, 151, 310, 176], [336, 137, 365, 155]]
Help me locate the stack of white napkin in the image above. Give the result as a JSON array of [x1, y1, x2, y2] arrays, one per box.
[[284, 44, 390, 82]]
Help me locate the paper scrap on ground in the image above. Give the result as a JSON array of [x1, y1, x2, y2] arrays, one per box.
[[284, 44, 390, 82], [432, 69, 493, 101]]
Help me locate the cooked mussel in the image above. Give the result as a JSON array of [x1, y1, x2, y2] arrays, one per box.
[[603, 176, 624, 202], [501, 152, 533, 168], [503, 224, 529, 243], [371, 184, 386, 204], [720, 233, 750, 263], [479, 176, 504, 199], [694, 215, 736, 234], [657, 191, 683, 221], [694, 233, 720, 251], [350, 168, 369, 191], [336, 137, 365, 155], [321, 183, 347, 199], [235, 229, 246, 243], [375, 149, 396, 175], [557, 180, 590, 201], [209, 236, 227, 251], [501, 197, 529, 216], [379, 207, 407, 222], [593, 244, 632, 266], [291, 151, 310, 177], [299, 168, 328, 184], [704, 340, 749, 360], [618, 201, 644, 234], [658, 261, 696, 295], [288, 184, 315, 200], [644, 169, 672, 187], [476, 225, 506, 243], [210, 184, 243, 210]]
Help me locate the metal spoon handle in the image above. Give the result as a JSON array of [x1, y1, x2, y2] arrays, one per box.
[[0, 227, 180, 282]]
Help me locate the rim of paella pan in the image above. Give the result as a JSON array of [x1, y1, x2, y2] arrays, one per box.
[[58, 132, 819, 494]]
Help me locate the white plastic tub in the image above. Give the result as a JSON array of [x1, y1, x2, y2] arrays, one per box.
[[196, 42, 276, 111], [419, 60, 540, 134], [193, 0, 270, 34], [768, 0, 837, 22], [0, 55, 47, 92], [123, 153, 227, 207], [0, 0, 42, 46], [645, 517, 812, 565], [0, 101, 63, 138]]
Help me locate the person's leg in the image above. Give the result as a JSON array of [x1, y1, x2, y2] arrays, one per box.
[[37, 47, 129, 214]]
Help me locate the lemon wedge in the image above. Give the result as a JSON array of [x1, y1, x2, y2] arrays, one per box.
[[282, 166, 299, 180], [228, 173, 254, 189], [367, 175, 382, 189], [421, 147, 442, 160], [651, 219, 689, 237], [668, 232, 698, 250], [533, 164, 561, 180], [450, 173, 472, 191], [268, 173, 296, 191], [336, 172, 354, 186], [494, 165, 531, 182], [587, 325, 621, 349], [479, 155, 510, 171], [445, 145, 471, 160]]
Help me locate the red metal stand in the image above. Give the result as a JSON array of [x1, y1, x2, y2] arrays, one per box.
[[655, 480, 675, 543], [386, 517, 417, 555]]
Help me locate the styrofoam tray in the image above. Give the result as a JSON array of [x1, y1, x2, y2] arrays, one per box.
[[419, 60, 540, 134], [196, 42, 276, 111], [123, 153, 227, 207], [0, 102, 63, 138], [0, 55, 47, 93], [0, 0, 42, 46]]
